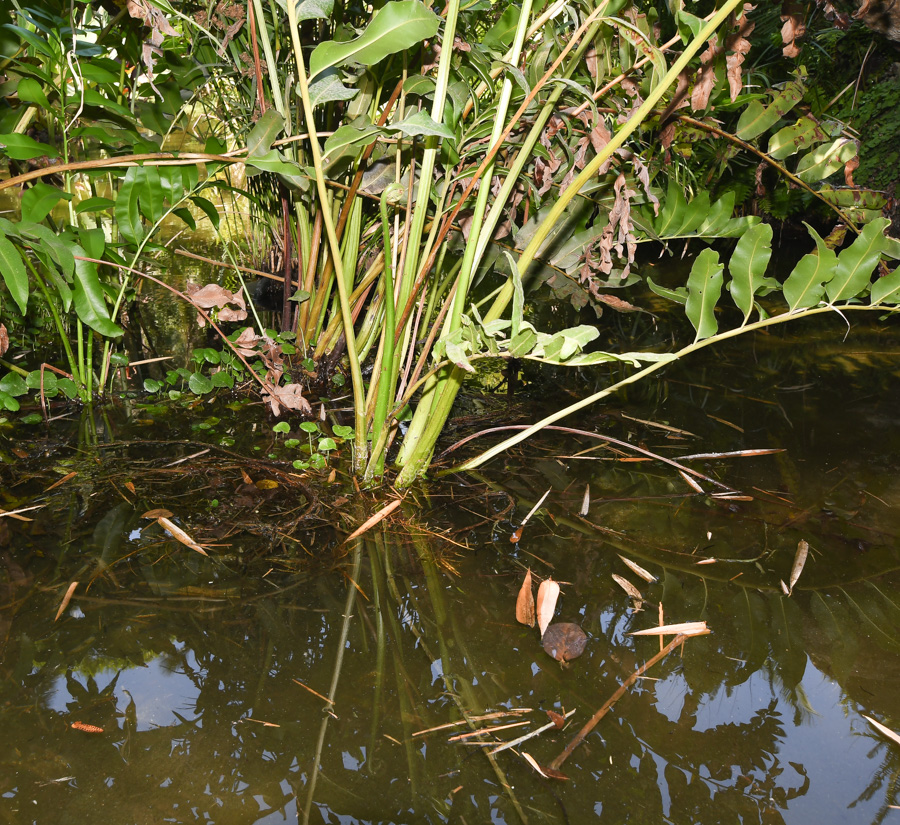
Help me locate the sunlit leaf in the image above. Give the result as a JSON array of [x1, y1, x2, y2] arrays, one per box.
[[536, 578, 560, 637], [0, 235, 28, 314], [309, 1, 440, 79], [0, 131, 58, 160], [73, 256, 123, 338], [787, 539, 809, 596], [390, 110, 455, 140], [247, 109, 285, 157], [685, 248, 723, 341], [728, 222, 774, 323], [115, 167, 144, 247], [783, 224, 837, 311], [825, 217, 889, 303]]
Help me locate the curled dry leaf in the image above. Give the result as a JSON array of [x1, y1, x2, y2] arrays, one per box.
[[265, 383, 313, 417], [788, 539, 809, 595], [522, 752, 569, 780], [612, 574, 643, 602], [185, 283, 247, 327], [630, 621, 709, 637], [618, 555, 657, 583], [580, 485, 590, 516], [542, 623, 588, 663], [0, 323, 8, 357], [536, 578, 561, 637], [546, 709, 566, 729], [141, 508, 173, 519], [55, 581, 79, 622], [157, 516, 209, 556], [516, 568, 535, 627]]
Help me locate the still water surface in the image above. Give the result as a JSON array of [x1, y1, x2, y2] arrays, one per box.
[[3, 317, 900, 824]]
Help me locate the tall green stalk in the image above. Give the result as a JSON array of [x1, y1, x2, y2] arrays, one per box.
[[286, 0, 369, 472]]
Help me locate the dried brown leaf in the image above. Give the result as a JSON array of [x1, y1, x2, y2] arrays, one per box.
[[612, 574, 643, 602], [157, 516, 209, 556], [788, 539, 809, 595], [0, 323, 8, 357], [55, 581, 79, 621], [546, 709, 566, 729], [265, 383, 312, 417], [542, 623, 588, 662], [780, 1, 806, 58], [630, 621, 710, 637], [580, 485, 590, 516], [516, 569, 535, 627], [618, 555, 657, 583], [691, 36, 721, 111], [844, 155, 859, 187], [536, 578, 560, 637], [343, 499, 402, 544], [141, 508, 173, 519]]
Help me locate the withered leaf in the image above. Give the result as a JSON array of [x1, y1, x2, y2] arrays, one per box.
[[536, 578, 560, 637], [55, 581, 79, 622], [618, 555, 657, 583], [844, 155, 859, 187], [546, 709, 566, 729], [788, 539, 809, 595], [542, 622, 588, 662], [780, 1, 806, 58], [521, 752, 569, 780], [612, 573, 643, 602], [0, 323, 8, 357], [691, 36, 721, 111], [516, 568, 535, 627], [141, 508, 173, 519], [265, 383, 313, 417]]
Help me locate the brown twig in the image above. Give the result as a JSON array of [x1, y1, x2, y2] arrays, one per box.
[[549, 633, 689, 770]]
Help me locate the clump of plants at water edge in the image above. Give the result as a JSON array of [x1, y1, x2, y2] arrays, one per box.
[[1, 0, 898, 484]]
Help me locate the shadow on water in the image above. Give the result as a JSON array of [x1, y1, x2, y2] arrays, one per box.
[[4, 315, 900, 823]]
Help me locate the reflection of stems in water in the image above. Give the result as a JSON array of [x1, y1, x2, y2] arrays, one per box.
[[408, 531, 530, 825], [550, 633, 689, 771], [302, 541, 362, 825], [366, 542, 387, 776]]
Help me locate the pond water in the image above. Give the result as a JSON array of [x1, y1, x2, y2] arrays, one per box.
[[3, 314, 900, 824]]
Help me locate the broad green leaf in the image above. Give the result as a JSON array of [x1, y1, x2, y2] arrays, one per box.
[[247, 109, 284, 157], [767, 116, 825, 160], [0, 132, 58, 160], [678, 190, 710, 236], [137, 165, 165, 225], [446, 340, 475, 372], [81, 88, 133, 118], [191, 196, 220, 230], [542, 326, 600, 361], [322, 124, 380, 163], [76, 196, 115, 214], [3, 24, 54, 56], [390, 110, 455, 140], [16, 77, 51, 109], [0, 235, 28, 314], [21, 182, 72, 224], [173, 208, 196, 230], [116, 166, 144, 246], [826, 217, 889, 303], [309, 1, 440, 79], [0, 391, 20, 411], [25, 370, 57, 395], [728, 222, 774, 323], [685, 248, 723, 341], [72, 256, 123, 338], [188, 372, 214, 394], [482, 4, 520, 49], [654, 181, 687, 237], [871, 267, 900, 304], [308, 74, 358, 109], [647, 276, 687, 305], [546, 350, 676, 367], [403, 74, 435, 97], [796, 138, 856, 184], [697, 191, 736, 236], [509, 327, 538, 357], [783, 224, 837, 310], [79, 62, 119, 84], [0, 372, 27, 396], [293, 0, 334, 21], [735, 100, 774, 141], [317, 437, 337, 451], [506, 250, 525, 340], [244, 149, 306, 185]]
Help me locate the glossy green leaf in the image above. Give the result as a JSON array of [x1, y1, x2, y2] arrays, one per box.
[[728, 222, 774, 323], [685, 248, 723, 341], [734, 100, 773, 141], [16, 76, 51, 109], [79, 62, 120, 84], [76, 196, 115, 214], [72, 256, 123, 338], [647, 276, 687, 305], [21, 182, 72, 224], [247, 109, 285, 157], [0, 391, 20, 411], [3, 24, 54, 56], [783, 224, 837, 311], [309, 1, 440, 80], [0, 234, 28, 314], [796, 138, 856, 184], [190, 196, 220, 230], [654, 181, 687, 237], [0, 372, 27, 396], [138, 165, 165, 225], [0, 132, 58, 160], [188, 372, 214, 394], [826, 217, 889, 303], [116, 167, 144, 246], [293, 0, 334, 21], [81, 88, 133, 118], [482, 4, 520, 49], [25, 370, 57, 395], [173, 208, 196, 230]]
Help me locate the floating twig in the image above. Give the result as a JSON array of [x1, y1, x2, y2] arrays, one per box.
[[488, 709, 576, 755], [448, 721, 530, 742]]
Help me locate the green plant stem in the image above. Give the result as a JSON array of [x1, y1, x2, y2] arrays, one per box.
[[447, 304, 899, 473], [366, 190, 399, 478], [287, 2, 368, 471]]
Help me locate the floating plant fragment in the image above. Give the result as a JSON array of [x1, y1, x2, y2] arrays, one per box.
[[516, 568, 535, 627], [536, 578, 560, 636], [542, 622, 588, 663]]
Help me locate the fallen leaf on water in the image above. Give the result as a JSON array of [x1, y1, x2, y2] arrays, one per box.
[[788, 539, 809, 595], [536, 578, 560, 637], [542, 623, 588, 663], [618, 555, 657, 583], [522, 752, 569, 780], [343, 499, 402, 544], [71, 721, 104, 733], [546, 709, 566, 729], [125, 482, 136, 495], [55, 581, 79, 621], [516, 568, 535, 627], [864, 715, 900, 748], [612, 574, 643, 602], [630, 621, 709, 637], [580, 485, 590, 516], [510, 526, 523, 543], [157, 517, 209, 556]]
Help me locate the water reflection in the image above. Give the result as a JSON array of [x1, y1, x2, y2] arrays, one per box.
[[3, 318, 900, 823]]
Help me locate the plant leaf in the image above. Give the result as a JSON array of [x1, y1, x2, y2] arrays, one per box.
[[825, 217, 889, 303], [115, 166, 144, 247], [390, 110, 455, 140], [685, 248, 724, 341], [247, 109, 285, 157], [72, 256, 123, 338], [541, 623, 588, 662], [308, 73, 359, 109], [536, 578, 560, 637], [516, 568, 535, 627], [0, 132, 58, 160], [0, 235, 29, 314], [783, 224, 837, 311], [728, 222, 773, 323], [787, 539, 808, 595], [309, 1, 440, 79]]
